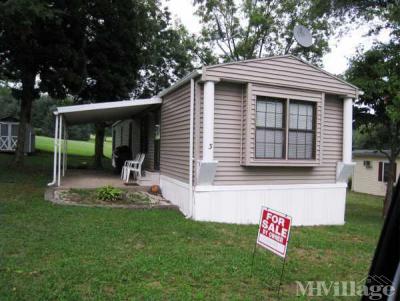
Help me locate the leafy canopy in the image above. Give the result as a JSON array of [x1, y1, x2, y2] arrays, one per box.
[[346, 42, 400, 156], [194, 0, 334, 64], [0, 0, 86, 99]]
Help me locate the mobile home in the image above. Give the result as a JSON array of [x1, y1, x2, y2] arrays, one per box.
[[352, 150, 399, 196], [51, 55, 360, 226]]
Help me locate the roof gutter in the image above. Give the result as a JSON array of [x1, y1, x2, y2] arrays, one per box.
[[158, 70, 202, 98]]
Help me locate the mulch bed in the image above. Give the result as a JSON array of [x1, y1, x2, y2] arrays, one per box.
[[45, 187, 179, 210]]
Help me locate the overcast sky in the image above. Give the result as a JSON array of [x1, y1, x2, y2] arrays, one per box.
[[163, 0, 391, 75]]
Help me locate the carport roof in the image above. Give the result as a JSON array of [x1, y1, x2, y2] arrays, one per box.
[[55, 97, 162, 125]]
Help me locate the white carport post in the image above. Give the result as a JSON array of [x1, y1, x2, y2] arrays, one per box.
[[62, 120, 67, 177], [57, 114, 63, 186], [47, 113, 59, 186]]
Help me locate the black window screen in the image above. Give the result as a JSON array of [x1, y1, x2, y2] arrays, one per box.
[[382, 162, 397, 183], [255, 97, 285, 159], [288, 101, 315, 159]]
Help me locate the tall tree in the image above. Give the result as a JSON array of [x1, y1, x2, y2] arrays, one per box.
[[312, 0, 400, 31], [77, 0, 149, 168], [78, 1, 201, 168], [133, 23, 215, 97], [0, 0, 86, 165], [346, 42, 400, 216], [193, 0, 334, 64]]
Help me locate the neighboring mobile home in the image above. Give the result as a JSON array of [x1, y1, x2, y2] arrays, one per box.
[[50, 55, 360, 226], [352, 150, 399, 196]]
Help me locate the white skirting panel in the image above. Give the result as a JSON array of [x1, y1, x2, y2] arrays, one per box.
[[160, 175, 190, 216], [193, 183, 347, 226]]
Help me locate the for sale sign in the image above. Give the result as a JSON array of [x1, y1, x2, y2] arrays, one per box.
[[256, 207, 292, 258]]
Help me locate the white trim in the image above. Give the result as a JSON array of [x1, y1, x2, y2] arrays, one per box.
[[205, 54, 293, 69], [205, 54, 359, 91], [193, 184, 347, 225], [158, 70, 202, 97], [188, 79, 195, 218], [160, 174, 189, 188], [160, 175, 190, 216], [0, 121, 19, 125], [57, 114, 63, 186], [62, 122, 67, 177], [343, 97, 353, 164], [48, 115, 59, 186], [202, 81, 215, 161], [56, 97, 162, 114], [112, 120, 122, 127], [195, 182, 347, 192]]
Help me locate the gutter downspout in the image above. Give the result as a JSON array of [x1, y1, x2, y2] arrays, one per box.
[[47, 113, 59, 186], [188, 78, 195, 218]]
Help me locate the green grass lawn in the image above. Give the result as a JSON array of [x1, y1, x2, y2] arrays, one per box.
[[0, 152, 384, 300], [36, 136, 112, 158]]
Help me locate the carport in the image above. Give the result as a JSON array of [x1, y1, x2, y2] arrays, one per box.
[[47, 97, 162, 187]]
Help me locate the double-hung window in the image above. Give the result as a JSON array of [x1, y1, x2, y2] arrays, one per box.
[[255, 96, 316, 161], [255, 97, 285, 159], [288, 101, 315, 159]]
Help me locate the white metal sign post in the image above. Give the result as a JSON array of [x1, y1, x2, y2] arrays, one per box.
[[251, 207, 292, 300]]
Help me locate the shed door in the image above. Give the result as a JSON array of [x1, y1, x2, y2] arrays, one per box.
[[0, 123, 8, 150], [11, 124, 18, 150]]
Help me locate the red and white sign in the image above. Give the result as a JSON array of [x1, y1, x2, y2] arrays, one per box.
[[256, 207, 292, 258]]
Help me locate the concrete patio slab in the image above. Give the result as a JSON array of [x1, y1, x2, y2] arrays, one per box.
[[60, 169, 140, 189]]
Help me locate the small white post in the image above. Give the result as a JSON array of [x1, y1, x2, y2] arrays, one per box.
[[47, 114, 59, 186], [62, 122, 67, 176], [343, 97, 353, 164], [202, 81, 215, 162], [57, 114, 63, 186]]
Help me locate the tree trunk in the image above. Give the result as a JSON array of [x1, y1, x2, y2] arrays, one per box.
[[383, 157, 397, 217], [14, 72, 36, 166], [94, 122, 105, 169]]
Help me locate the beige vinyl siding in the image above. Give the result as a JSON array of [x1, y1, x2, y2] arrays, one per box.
[[160, 82, 191, 183], [204, 56, 357, 97], [212, 82, 343, 185], [143, 112, 155, 171], [352, 157, 400, 196]]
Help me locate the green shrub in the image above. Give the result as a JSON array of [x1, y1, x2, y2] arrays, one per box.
[[96, 186, 122, 202]]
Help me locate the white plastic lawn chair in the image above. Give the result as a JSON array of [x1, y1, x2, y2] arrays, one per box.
[[121, 153, 140, 180], [124, 153, 145, 183]]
